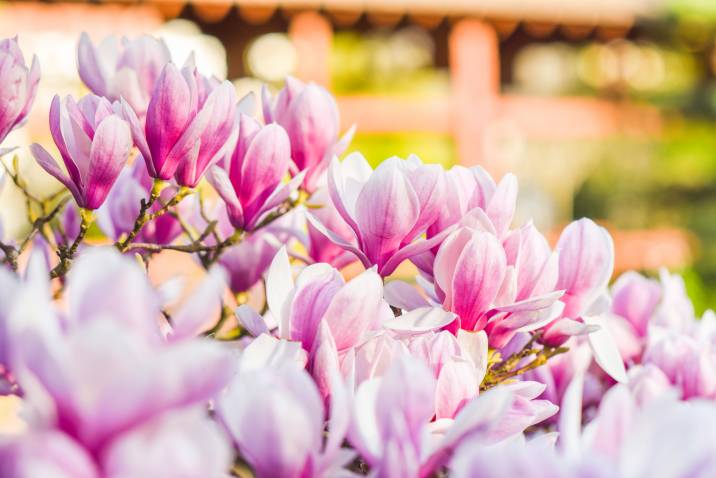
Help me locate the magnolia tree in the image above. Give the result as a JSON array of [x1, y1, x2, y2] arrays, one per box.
[[0, 34, 715, 478]]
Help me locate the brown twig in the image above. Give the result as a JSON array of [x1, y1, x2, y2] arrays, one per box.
[[50, 208, 93, 279]]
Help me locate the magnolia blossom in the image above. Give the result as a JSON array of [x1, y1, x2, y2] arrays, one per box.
[[260, 247, 391, 397], [0, 36, 40, 147], [607, 271, 662, 362], [541, 218, 615, 345], [349, 356, 555, 478], [263, 77, 354, 192], [409, 165, 517, 278], [208, 113, 301, 231], [454, 380, 716, 478], [308, 153, 448, 277], [428, 165, 517, 240], [1, 248, 233, 476], [431, 225, 562, 345], [31, 94, 132, 210], [121, 61, 236, 187], [216, 351, 351, 478], [77, 33, 171, 118]]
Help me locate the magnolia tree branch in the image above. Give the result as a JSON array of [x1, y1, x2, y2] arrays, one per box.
[[19, 196, 70, 252], [1, 157, 44, 207], [50, 209, 93, 279], [0, 195, 69, 272], [116, 179, 165, 252], [480, 339, 569, 391], [123, 189, 309, 272]]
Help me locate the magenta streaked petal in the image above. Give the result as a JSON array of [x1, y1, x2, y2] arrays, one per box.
[[145, 63, 191, 179], [30, 144, 82, 205], [83, 115, 131, 209]]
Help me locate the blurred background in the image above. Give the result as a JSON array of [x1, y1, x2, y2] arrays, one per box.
[[3, 0, 716, 310]]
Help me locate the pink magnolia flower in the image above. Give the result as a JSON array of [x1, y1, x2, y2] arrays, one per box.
[[5, 249, 233, 473], [0, 266, 20, 394], [216, 359, 351, 478], [409, 165, 517, 278], [262, 77, 354, 192], [348, 356, 553, 478], [611, 272, 662, 337], [642, 332, 716, 399], [454, 383, 716, 477], [407, 330, 488, 420], [263, 247, 391, 397], [208, 113, 302, 231], [0, 36, 40, 147], [77, 33, 171, 119], [428, 225, 563, 346], [428, 165, 517, 240], [120, 62, 237, 187], [539, 219, 626, 383], [0, 430, 99, 478], [31, 94, 132, 210], [606, 271, 662, 363], [627, 364, 674, 405], [541, 218, 614, 345], [651, 269, 696, 331], [308, 153, 448, 277], [0, 398, 230, 478]]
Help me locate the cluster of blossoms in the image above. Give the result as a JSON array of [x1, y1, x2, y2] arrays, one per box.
[[1, 33, 715, 477]]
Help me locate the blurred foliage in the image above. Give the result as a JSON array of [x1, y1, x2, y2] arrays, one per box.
[[331, 29, 449, 96], [347, 133, 455, 168], [575, 120, 716, 312]]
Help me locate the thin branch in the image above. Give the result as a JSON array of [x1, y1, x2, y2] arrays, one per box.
[[116, 179, 167, 252], [50, 209, 93, 279], [480, 345, 568, 390], [18, 196, 70, 254]]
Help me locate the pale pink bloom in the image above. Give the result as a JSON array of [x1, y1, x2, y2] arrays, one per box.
[[539, 219, 627, 383], [208, 113, 302, 230], [651, 269, 696, 331], [409, 331, 484, 419], [2, 249, 234, 475], [349, 356, 552, 478], [454, 384, 716, 478], [426, 225, 563, 347], [120, 62, 236, 186], [0, 409, 230, 478], [410, 165, 517, 278], [308, 153, 449, 277], [643, 332, 716, 399], [428, 165, 517, 241], [264, 247, 391, 397], [77, 33, 171, 119], [0, 36, 40, 147], [606, 271, 662, 362], [31, 94, 132, 210], [216, 357, 351, 478], [626, 364, 674, 405], [262, 77, 354, 192], [0, 430, 99, 478]]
